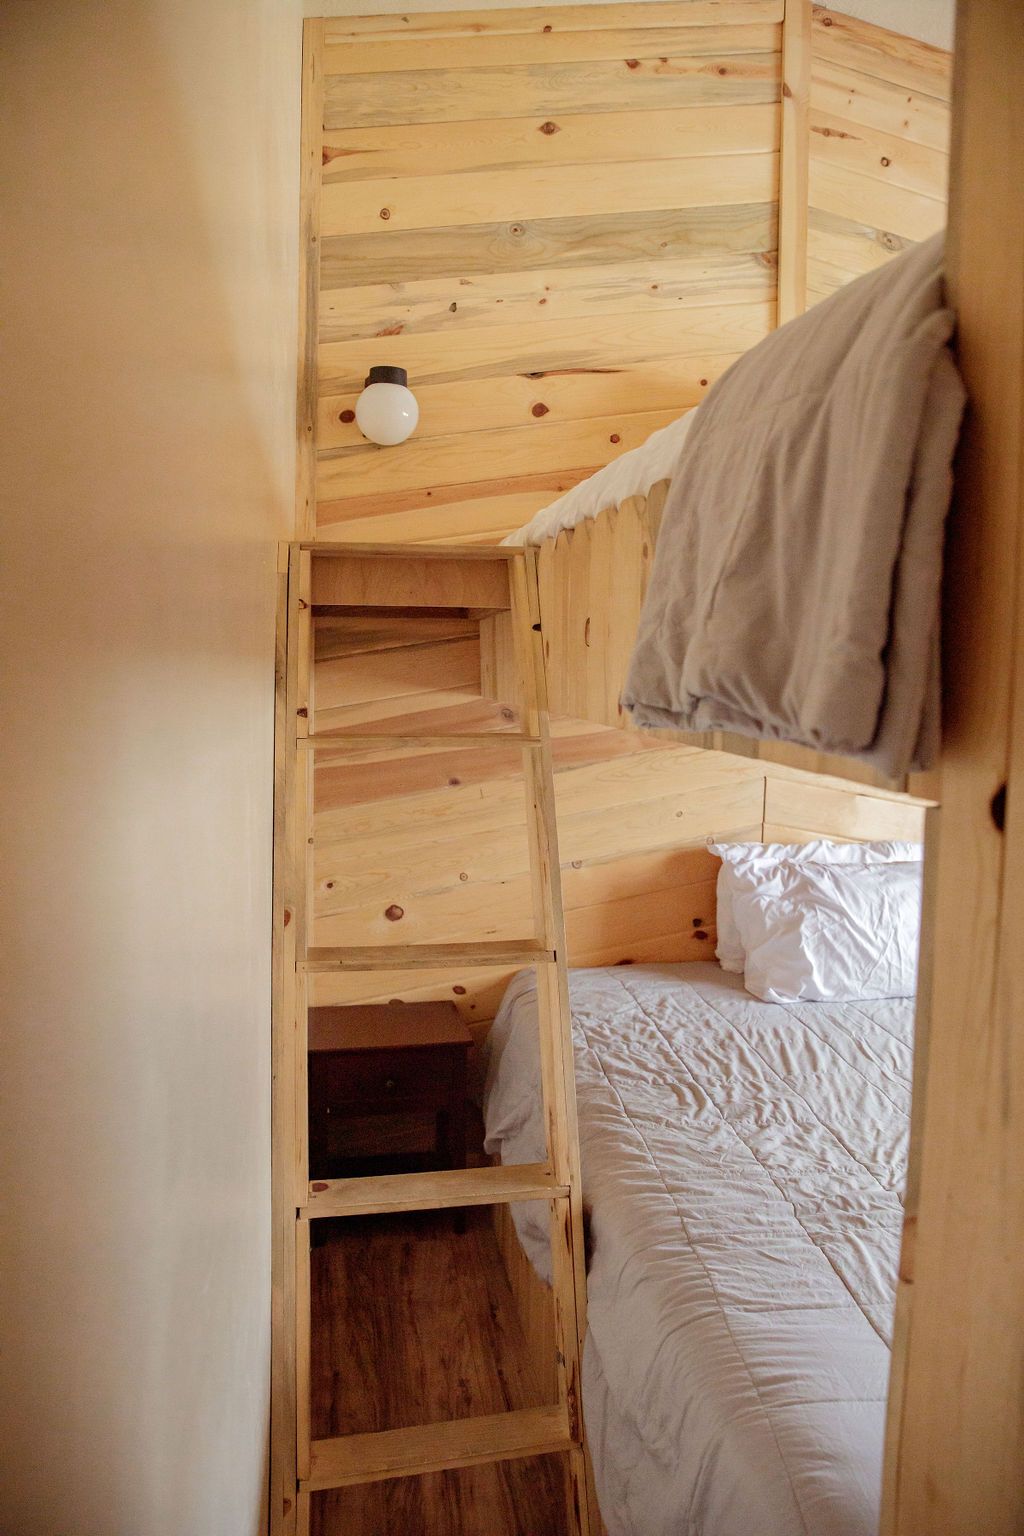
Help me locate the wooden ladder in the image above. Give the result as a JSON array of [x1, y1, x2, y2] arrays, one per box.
[[271, 541, 594, 1536]]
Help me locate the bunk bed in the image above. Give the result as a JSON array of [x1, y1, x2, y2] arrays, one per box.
[[475, 249, 943, 1529], [275, 3, 1024, 1533]]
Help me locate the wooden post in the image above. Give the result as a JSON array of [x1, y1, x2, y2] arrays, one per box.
[[296, 19, 324, 541], [777, 0, 811, 325], [881, 3, 1024, 1531], [508, 549, 594, 1534]]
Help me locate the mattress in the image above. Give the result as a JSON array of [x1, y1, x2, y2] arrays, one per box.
[[481, 962, 914, 1536]]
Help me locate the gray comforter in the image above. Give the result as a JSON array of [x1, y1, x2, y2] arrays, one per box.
[[482, 963, 913, 1536], [621, 232, 965, 780]]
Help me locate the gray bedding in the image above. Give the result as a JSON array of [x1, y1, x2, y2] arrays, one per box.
[[482, 963, 914, 1536], [621, 232, 965, 780]]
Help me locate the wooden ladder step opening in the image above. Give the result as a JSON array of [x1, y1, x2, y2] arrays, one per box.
[[302, 1161, 567, 1218], [300, 941, 555, 972], [296, 732, 541, 749], [304, 1404, 572, 1492], [310, 550, 514, 611]]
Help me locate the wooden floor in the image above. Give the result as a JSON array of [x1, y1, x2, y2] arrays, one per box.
[[309, 1208, 568, 1536]]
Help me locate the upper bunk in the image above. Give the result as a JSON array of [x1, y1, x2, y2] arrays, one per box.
[[299, 0, 952, 798]]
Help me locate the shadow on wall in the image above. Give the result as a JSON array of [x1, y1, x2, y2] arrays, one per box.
[[0, 2, 299, 1534]]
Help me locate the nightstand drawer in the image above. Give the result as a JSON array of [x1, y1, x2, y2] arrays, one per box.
[[307, 1001, 472, 1180], [310, 1045, 459, 1115]]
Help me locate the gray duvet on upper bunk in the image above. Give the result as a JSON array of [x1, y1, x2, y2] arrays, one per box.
[[482, 962, 913, 1536], [621, 230, 966, 781]]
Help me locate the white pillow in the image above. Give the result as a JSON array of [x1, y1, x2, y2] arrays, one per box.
[[709, 839, 922, 976], [730, 857, 923, 1003]]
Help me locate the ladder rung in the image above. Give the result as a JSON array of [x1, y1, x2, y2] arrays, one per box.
[[304, 1404, 571, 1491], [297, 732, 541, 749], [302, 1162, 566, 1219], [300, 941, 554, 972]]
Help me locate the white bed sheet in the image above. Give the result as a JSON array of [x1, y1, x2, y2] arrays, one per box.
[[501, 409, 697, 547], [482, 962, 913, 1536]]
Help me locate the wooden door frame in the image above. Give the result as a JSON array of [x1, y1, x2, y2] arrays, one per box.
[[882, 3, 1024, 1530]]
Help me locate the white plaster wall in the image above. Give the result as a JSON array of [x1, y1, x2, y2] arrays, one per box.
[[0, 2, 300, 1532], [833, 0, 953, 50]]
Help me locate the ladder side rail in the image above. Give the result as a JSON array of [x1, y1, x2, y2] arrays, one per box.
[[509, 551, 590, 1279], [291, 548, 314, 1485], [270, 545, 305, 1536], [508, 550, 595, 1535]]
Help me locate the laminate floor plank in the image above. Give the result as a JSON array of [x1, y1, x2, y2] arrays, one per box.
[[310, 1209, 567, 1535]]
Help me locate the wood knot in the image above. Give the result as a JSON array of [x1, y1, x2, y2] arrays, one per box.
[[542, 22, 552, 30], [625, 58, 640, 69], [610, 432, 621, 443], [699, 378, 709, 387], [384, 904, 404, 922], [532, 402, 549, 417], [459, 872, 469, 882], [449, 301, 457, 312], [695, 930, 709, 942], [379, 207, 391, 220], [339, 408, 355, 423], [899, 1214, 917, 1283], [310, 1184, 328, 1193], [880, 155, 891, 167], [453, 984, 467, 995], [584, 616, 591, 647], [991, 783, 1007, 832], [539, 120, 559, 135]]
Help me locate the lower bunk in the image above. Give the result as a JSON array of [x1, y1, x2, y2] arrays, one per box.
[[484, 961, 913, 1536]]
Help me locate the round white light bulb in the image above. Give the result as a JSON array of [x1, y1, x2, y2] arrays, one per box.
[[355, 375, 419, 446]]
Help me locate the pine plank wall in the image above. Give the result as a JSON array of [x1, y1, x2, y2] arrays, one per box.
[[303, 3, 949, 1024], [306, 0, 784, 546], [806, 8, 951, 305]]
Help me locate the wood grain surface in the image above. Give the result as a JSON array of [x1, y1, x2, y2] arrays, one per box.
[[301, 4, 782, 544], [806, 7, 951, 306]]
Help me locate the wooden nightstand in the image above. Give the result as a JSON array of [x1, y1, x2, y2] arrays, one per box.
[[308, 1001, 473, 1179]]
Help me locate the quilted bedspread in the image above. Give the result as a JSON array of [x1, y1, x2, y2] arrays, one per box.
[[481, 963, 914, 1536]]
